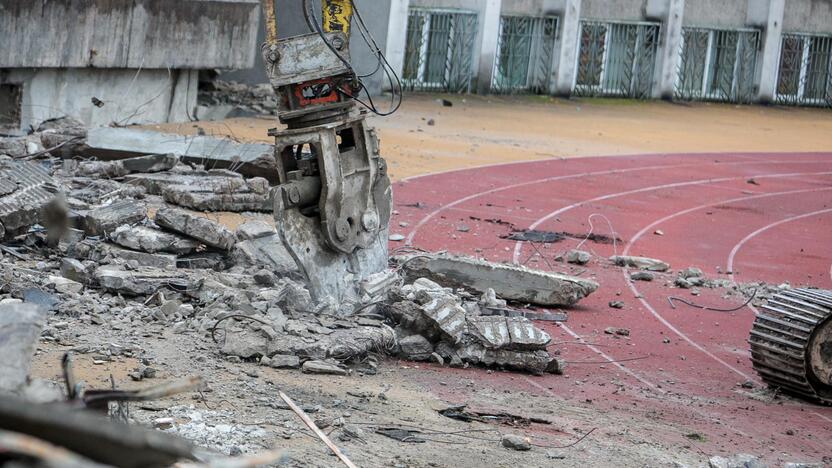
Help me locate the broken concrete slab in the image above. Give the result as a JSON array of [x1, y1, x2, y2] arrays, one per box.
[[46, 276, 84, 294], [467, 316, 550, 351], [0, 303, 47, 393], [82, 127, 277, 180], [421, 295, 468, 344], [261, 354, 300, 369], [111, 225, 200, 255], [302, 360, 348, 376], [85, 200, 147, 236], [163, 181, 273, 212], [400, 254, 598, 307], [0, 160, 62, 240], [124, 170, 247, 196], [76, 153, 179, 178], [94, 266, 188, 296], [107, 245, 178, 270], [37, 116, 87, 157], [610, 255, 670, 272], [154, 207, 235, 251], [235, 220, 275, 241]]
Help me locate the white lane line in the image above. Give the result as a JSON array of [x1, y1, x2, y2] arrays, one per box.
[[405, 159, 831, 246], [507, 174, 832, 385], [511, 170, 832, 265], [624, 188, 832, 381], [560, 323, 663, 392], [727, 208, 832, 283]]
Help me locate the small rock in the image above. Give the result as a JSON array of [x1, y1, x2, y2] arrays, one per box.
[[610, 255, 669, 272], [153, 417, 175, 429], [604, 327, 630, 336], [389, 234, 405, 242], [501, 434, 531, 451], [654, 229, 664, 236], [565, 249, 591, 265], [629, 271, 654, 281], [608, 301, 624, 309], [47, 276, 83, 294], [268, 354, 300, 369], [426, 118, 435, 126]]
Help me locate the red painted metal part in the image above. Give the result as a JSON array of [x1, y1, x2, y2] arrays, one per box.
[[391, 153, 832, 463]]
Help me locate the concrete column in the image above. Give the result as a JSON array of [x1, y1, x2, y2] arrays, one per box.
[[754, 0, 785, 103], [475, 0, 502, 94], [553, 0, 581, 96], [649, 0, 685, 99], [383, 0, 411, 91]]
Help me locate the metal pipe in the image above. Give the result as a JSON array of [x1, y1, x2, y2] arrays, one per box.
[[261, 0, 278, 45]]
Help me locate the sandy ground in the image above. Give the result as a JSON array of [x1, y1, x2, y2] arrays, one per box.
[[148, 94, 832, 180]]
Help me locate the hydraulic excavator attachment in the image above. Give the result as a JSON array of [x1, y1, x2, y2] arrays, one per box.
[[259, 0, 397, 308]]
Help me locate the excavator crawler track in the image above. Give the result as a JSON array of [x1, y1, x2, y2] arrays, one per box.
[[749, 288, 832, 405]]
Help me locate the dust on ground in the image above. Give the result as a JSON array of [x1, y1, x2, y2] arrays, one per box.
[[147, 94, 832, 180]]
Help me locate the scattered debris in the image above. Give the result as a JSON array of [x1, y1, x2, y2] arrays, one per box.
[[604, 327, 630, 336], [610, 255, 670, 272]]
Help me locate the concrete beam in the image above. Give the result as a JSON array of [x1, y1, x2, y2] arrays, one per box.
[[755, 0, 785, 104], [553, 0, 581, 96], [83, 127, 277, 180], [384, 0, 412, 90], [475, 0, 503, 94], [651, 0, 685, 99]]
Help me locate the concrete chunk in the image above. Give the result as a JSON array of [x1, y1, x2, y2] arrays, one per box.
[[610, 255, 670, 272], [467, 316, 550, 350], [565, 249, 591, 265], [107, 245, 177, 269], [302, 360, 348, 376], [85, 200, 147, 236], [235, 220, 276, 241], [421, 296, 467, 343], [111, 225, 199, 254], [163, 188, 272, 212], [232, 233, 296, 273], [402, 254, 598, 307], [398, 334, 434, 361], [154, 207, 235, 250]]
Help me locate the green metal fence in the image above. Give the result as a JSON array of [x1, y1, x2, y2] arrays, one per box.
[[775, 33, 832, 107], [574, 21, 660, 98], [402, 8, 479, 93], [675, 27, 760, 103], [491, 15, 559, 94]]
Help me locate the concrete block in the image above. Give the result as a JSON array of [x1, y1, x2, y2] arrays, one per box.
[[85, 201, 147, 236], [235, 220, 276, 241], [154, 207, 236, 251], [107, 245, 178, 270], [610, 255, 670, 272], [0, 303, 46, 393], [94, 266, 188, 296], [111, 225, 199, 255]]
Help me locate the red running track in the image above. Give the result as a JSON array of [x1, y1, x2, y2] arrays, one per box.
[[391, 152, 832, 463]]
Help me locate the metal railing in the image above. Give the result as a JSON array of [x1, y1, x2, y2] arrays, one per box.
[[573, 20, 660, 99], [491, 15, 559, 94], [775, 33, 832, 107], [402, 8, 479, 93], [675, 27, 760, 103]]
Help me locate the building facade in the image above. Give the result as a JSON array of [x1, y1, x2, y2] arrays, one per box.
[[0, 0, 261, 133], [383, 0, 832, 106]]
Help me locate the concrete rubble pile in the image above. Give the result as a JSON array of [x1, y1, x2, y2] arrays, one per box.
[[0, 117, 602, 378]]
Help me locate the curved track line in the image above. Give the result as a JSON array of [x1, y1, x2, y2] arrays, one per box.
[[406, 159, 830, 246], [398, 152, 832, 183], [726, 208, 832, 284], [510, 176, 832, 385], [511, 170, 832, 264], [623, 189, 832, 381], [559, 323, 662, 391]]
